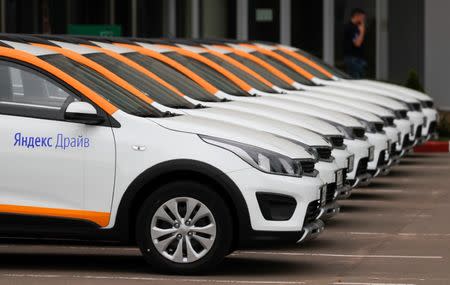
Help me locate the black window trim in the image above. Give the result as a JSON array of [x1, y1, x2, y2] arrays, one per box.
[[0, 56, 120, 128]]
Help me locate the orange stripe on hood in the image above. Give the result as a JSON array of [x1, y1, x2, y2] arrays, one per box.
[[115, 43, 219, 95], [80, 44, 187, 98], [0, 204, 110, 227], [240, 44, 316, 81], [0, 46, 118, 115], [277, 46, 334, 79], [32, 43, 155, 106], [214, 45, 296, 85], [157, 44, 253, 92], [205, 49, 275, 88]]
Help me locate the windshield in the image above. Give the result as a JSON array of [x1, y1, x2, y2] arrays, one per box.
[[84, 53, 195, 109], [41, 54, 163, 117], [201, 53, 277, 93], [124, 52, 220, 103], [274, 50, 330, 80], [164, 52, 249, 96], [294, 49, 352, 79], [227, 53, 296, 90], [250, 51, 314, 86]]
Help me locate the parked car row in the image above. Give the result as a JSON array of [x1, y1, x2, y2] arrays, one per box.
[[0, 34, 438, 274]]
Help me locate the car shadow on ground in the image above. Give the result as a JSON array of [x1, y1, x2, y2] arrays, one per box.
[[0, 252, 302, 276]]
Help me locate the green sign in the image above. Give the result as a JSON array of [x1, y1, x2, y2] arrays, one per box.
[[68, 25, 122, 37]]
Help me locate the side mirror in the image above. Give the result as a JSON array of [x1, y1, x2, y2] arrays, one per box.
[[65, 102, 104, 125]]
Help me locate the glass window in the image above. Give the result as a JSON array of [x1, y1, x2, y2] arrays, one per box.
[[124, 52, 221, 102], [201, 53, 277, 93], [84, 53, 195, 109], [227, 53, 296, 90], [41, 54, 163, 118], [164, 52, 249, 96], [0, 59, 74, 120], [250, 51, 314, 86]]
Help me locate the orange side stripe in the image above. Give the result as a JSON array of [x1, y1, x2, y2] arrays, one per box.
[[32, 43, 155, 106], [0, 204, 110, 227], [0, 46, 118, 115], [215, 45, 296, 85], [277, 47, 334, 79], [240, 44, 316, 80], [81, 44, 187, 98], [205, 49, 274, 88], [115, 43, 219, 95], [157, 45, 253, 92]]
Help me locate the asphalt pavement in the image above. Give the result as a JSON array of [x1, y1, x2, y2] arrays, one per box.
[[0, 153, 449, 285]]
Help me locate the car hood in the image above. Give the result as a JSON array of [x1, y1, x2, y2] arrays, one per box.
[[206, 99, 344, 136], [149, 114, 315, 159], [246, 96, 364, 128], [309, 84, 408, 110], [316, 79, 420, 104], [183, 107, 331, 147], [289, 91, 395, 117], [278, 93, 384, 123], [351, 79, 432, 101]]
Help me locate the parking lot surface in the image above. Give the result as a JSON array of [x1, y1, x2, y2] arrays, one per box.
[[0, 153, 449, 285]]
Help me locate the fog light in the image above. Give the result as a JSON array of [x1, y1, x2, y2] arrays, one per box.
[[256, 193, 297, 221]]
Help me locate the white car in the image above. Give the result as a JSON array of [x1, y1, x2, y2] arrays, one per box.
[[263, 95, 399, 173], [263, 43, 437, 140], [0, 40, 326, 274], [197, 43, 409, 157], [40, 36, 361, 196], [102, 39, 372, 187], [224, 42, 427, 145], [19, 36, 345, 217]]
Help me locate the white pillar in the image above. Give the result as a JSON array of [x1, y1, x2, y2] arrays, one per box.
[[131, 0, 137, 36], [280, 0, 291, 45], [323, 0, 334, 65], [191, 0, 200, 38], [237, 0, 248, 40], [376, 0, 389, 80]]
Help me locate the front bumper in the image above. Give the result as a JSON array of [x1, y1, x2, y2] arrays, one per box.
[[297, 219, 325, 243], [227, 167, 323, 233], [318, 202, 340, 220], [337, 183, 353, 199]]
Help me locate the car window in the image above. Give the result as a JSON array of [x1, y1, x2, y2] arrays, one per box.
[[41, 54, 163, 118], [0, 59, 77, 120]]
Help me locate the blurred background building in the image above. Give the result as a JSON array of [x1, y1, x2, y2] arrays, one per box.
[[0, 0, 448, 110]]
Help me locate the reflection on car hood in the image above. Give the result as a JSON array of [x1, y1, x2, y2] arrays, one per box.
[[150, 114, 315, 159]]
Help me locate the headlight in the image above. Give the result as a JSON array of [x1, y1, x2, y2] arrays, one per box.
[[347, 155, 355, 173], [335, 125, 355, 139], [368, 146, 375, 161], [358, 119, 377, 133], [200, 135, 303, 177]]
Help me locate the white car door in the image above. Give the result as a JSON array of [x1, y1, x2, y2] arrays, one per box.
[[0, 60, 115, 227]]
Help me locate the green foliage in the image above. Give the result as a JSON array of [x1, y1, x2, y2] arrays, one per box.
[[405, 70, 424, 92]]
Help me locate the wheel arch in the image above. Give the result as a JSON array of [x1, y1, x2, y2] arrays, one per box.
[[113, 159, 251, 249]]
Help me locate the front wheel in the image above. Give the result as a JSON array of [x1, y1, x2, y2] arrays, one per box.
[[136, 180, 233, 274]]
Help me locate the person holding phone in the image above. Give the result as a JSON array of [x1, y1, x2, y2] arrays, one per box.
[[344, 8, 367, 79]]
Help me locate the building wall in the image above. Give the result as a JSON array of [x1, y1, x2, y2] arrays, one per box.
[[388, 0, 424, 86], [425, 0, 450, 110]]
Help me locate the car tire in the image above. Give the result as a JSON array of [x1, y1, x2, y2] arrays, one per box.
[[136, 180, 233, 274]]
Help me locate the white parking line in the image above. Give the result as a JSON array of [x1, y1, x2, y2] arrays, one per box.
[[2, 274, 306, 284], [235, 251, 443, 259], [334, 232, 450, 238], [331, 283, 415, 285]]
